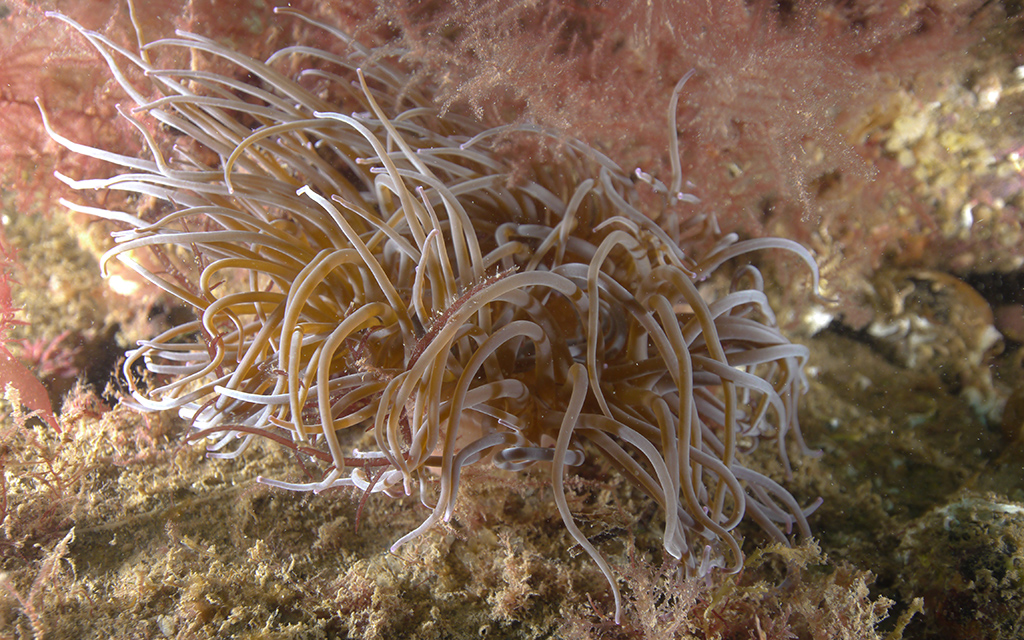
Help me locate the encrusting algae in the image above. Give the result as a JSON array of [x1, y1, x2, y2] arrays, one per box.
[[37, 5, 826, 625]]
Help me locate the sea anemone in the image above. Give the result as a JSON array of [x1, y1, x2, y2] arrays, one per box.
[[42, 8, 823, 622]]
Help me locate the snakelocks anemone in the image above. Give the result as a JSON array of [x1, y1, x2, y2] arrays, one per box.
[[43, 8, 824, 623]]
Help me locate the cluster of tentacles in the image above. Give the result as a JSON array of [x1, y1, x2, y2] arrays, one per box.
[[45, 9, 822, 622]]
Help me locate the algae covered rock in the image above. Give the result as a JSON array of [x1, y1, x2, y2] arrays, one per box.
[[897, 495, 1024, 639]]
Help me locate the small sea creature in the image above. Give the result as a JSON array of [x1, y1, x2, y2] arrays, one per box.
[[1, 241, 59, 432], [42, 8, 823, 622]]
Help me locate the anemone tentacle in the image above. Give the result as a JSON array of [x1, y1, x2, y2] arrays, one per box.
[[46, 8, 822, 624]]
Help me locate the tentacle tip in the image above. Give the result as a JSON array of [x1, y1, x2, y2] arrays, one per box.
[[813, 291, 841, 306]]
